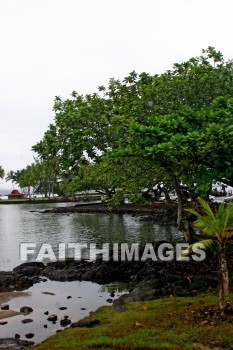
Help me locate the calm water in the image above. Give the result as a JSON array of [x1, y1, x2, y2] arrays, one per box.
[[0, 279, 128, 343], [0, 203, 181, 270], [0, 203, 181, 344]]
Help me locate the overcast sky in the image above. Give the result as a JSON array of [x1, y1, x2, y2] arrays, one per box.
[[0, 0, 232, 190]]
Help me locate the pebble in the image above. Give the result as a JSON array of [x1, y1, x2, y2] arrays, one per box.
[[1, 304, 9, 310], [60, 318, 71, 326], [21, 319, 33, 324], [47, 314, 57, 322], [25, 333, 34, 339], [20, 306, 33, 314]]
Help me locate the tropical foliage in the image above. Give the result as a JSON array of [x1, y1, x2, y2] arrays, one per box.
[[7, 47, 233, 240], [188, 199, 233, 309]]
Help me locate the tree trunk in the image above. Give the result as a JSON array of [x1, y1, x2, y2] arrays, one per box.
[[163, 187, 171, 202], [172, 176, 193, 242], [218, 250, 230, 310]]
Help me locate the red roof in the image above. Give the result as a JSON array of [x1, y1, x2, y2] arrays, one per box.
[[8, 190, 23, 196]]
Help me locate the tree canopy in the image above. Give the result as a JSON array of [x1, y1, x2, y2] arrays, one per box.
[[9, 47, 233, 239]]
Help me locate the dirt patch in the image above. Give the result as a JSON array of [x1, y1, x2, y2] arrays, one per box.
[[0, 310, 22, 319], [0, 291, 30, 304], [0, 291, 30, 319]]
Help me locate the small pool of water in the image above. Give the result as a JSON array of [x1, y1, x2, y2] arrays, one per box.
[[0, 279, 128, 344]]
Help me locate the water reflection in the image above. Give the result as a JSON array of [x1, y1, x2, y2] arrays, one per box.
[[0, 203, 181, 270], [0, 279, 128, 344]]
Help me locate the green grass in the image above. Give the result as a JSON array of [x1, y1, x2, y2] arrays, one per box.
[[33, 294, 233, 350], [0, 197, 59, 204]]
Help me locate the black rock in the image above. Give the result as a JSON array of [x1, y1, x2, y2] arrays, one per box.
[[80, 307, 86, 310], [15, 334, 20, 339], [47, 314, 57, 322], [60, 318, 71, 326], [59, 307, 67, 310], [21, 318, 33, 324], [44, 311, 49, 315], [0, 338, 34, 348], [71, 319, 100, 328], [20, 306, 33, 314], [67, 296, 72, 299], [0, 321, 8, 325], [13, 262, 45, 277], [110, 292, 115, 298], [44, 324, 48, 328], [25, 333, 34, 339], [106, 298, 113, 303], [0, 271, 37, 292], [1, 303, 9, 310]]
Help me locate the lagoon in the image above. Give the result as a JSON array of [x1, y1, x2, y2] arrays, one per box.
[[0, 202, 182, 343], [0, 202, 181, 270]]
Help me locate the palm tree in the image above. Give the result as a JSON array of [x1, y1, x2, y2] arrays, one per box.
[[188, 198, 233, 310], [6, 170, 17, 189]]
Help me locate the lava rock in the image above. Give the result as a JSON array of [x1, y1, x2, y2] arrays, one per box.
[[25, 333, 34, 339], [60, 318, 71, 326], [13, 262, 45, 277], [21, 319, 33, 324], [20, 306, 33, 314], [47, 314, 57, 322], [71, 319, 100, 328], [1, 304, 9, 310], [0, 338, 34, 348]]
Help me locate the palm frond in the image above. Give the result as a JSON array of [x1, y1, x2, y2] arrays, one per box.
[[177, 240, 214, 260], [198, 198, 216, 220]]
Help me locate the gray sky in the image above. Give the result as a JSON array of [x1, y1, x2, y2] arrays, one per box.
[[0, 0, 232, 190]]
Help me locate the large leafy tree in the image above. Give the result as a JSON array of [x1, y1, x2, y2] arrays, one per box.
[[33, 47, 233, 176], [188, 199, 233, 310], [29, 47, 233, 240], [112, 97, 233, 240]]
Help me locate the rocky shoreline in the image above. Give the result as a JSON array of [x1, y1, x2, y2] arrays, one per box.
[[0, 203, 232, 349], [41, 202, 178, 224], [0, 251, 233, 349], [1, 249, 232, 298]]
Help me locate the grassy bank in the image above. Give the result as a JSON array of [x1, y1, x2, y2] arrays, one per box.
[[33, 293, 233, 350], [0, 198, 58, 204]]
